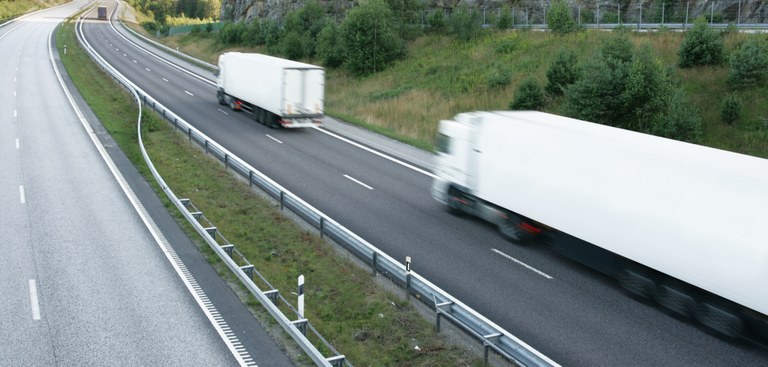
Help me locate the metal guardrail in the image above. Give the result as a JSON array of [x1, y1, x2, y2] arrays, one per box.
[[74, 9, 343, 367], [80, 4, 560, 367]]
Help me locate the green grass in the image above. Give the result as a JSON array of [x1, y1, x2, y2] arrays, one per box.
[[56, 20, 482, 367]]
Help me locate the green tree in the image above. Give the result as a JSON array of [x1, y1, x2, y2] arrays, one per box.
[[721, 94, 742, 125], [340, 0, 405, 76], [426, 9, 446, 33], [547, 0, 577, 35], [317, 21, 345, 68], [510, 77, 545, 110], [496, 6, 512, 30], [648, 90, 702, 143], [727, 37, 768, 88], [545, 48, 580, 96], [283, 1, 327, 58], [678, 17, 725, 68], [384, 0, 423, 39], [619, 44, 673, 131], [447, 6, 482, 42]]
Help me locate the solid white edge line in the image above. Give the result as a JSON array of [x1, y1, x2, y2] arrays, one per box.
[[265, 134, 282, 144], [343, 174, 374, 190], [29, 279, 41, 320], [314, 127, 437, 179], [492, 248, 554, 280], [19, 185, 25, 203], [53, 24, 249, 366]]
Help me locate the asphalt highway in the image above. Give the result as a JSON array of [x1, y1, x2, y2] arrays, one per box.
[[83, 3, 768, 366], [1, 2, 294, 365]]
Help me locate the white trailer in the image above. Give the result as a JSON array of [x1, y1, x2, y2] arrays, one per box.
[[432, 111, 768, 342], [217, 52, 324, 128]]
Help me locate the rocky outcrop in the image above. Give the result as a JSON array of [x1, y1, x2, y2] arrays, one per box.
[[221, 0, 768, 24]]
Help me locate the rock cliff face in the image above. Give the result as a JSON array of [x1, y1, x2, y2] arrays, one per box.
[[221, 0, 767, 24]]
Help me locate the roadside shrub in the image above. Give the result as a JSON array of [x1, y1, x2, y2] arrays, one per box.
[[447, 6, 482, 41], [496, 6, 512, 29], [261, 19, 282, 51], [678, 17, 725, 68], [141, 20, 158, 33], [218, 21, 246, 45], [283, 0, 327, 57], [546, 48, 580, 96], [547, 0, 577, 35], [426, 9, 446, 32], [509, 77, 545, 110], [243, 20, 264, 47], [486, 64, 512, 89], [648, 90, 702, 143], [340, 0, 405, 76], [721, 94, 742, 125], [317, 22, 345, 68], [727, 38, 768, 88], [280, 31, 309, 60]]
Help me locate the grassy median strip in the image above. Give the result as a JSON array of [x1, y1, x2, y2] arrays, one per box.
[[56, 21, 482, 366]]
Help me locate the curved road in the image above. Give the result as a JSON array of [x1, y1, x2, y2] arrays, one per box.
[[85, 3, 768, 366], [1, 2, 294, 366]]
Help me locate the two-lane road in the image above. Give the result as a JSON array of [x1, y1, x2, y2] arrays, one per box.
[[84, 4, 768, 365], [1, 2, 288, 365]]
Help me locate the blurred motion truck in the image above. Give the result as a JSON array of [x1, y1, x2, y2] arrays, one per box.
[[432, 111, 768, 343], [217, 52, 324, 128], [97, 6, 107, 20]]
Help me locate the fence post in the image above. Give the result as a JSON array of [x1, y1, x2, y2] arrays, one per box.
[[662, 3, 665, 25], [618, 3, 621, 25], [738, 0, 741, 24], [597, 4, 600, 29], [638, 5, 642, 30], [685, 2, 689, 29], [710, 2, 714, 24]]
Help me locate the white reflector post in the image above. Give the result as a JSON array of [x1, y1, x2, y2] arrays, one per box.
[[298, 274, 305, 317]]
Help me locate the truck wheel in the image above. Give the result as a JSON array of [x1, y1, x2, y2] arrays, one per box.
[[655, 282, 696, 318], [617, 267, 655, 300], [499, 213, 533, 243], [696, 302, 744, 339], [228, 98, 237, 111], [217, 91, 226, 105]]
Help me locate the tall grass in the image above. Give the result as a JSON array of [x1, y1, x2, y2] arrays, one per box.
[[0, 0, 65, 21]]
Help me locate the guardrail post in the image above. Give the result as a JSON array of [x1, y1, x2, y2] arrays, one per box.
[[483, 333, 502, 366], [434, 297, 454, 333], [224, 153, 228, 171], [319, 217, 324, 238], [326, 355, 346, 367], [190, 211, 203, 220], [280, 191, 284, 210], [173, 117, 178, 130], [204, 140, 208, 154], [188, 128, 192, 142], [220, 244, 234, 257], [248, 170, 253, 187], [405, 256, 412, 301], [240, 265, 254, 280], [371, 252, 378, 276], [291, 319, 308, 336], [179, 198, 190, 207], [263, 289, 279, 306], [204, 227, 217, 238]]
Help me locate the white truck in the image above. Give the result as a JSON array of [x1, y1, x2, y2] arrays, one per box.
[[217, 52, 324, 128], [432, 111, 768, 343]]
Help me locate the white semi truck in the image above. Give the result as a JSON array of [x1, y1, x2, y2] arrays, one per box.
[[217, 52, 324, 128], [432, 111, 768, 343]]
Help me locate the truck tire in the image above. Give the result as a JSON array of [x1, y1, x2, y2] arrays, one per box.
[[655, 282, 696, 318], [618, 268, 655, 300], [696, 302, 744, 339], [499, 216, 526, 243], [217, 91, 226, 105]]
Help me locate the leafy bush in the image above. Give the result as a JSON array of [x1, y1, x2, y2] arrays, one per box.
[[243, 20, 264, 47], [727, 38, 768, 88], [141, 20, 159, 33], [648, 90, 702, 143], [619, 44, 673, 131], [317, 22, 345, 68], [280, 31, 310, 60], [509, 77, 545, 110], [218, 21, 246, 45], [496, 6, 512, 30], [340, 0, 405, 76], [678, 17, 725, 68], [721, 94, 742, 125], [447, 6, 482, 41], [545, 48, 580, 96], [547, 0, 578, 35], [283, 0, 327, 57], [426, 9, 446, 32], [495, 38, 517, 55], [486, 64, 512, 89]]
